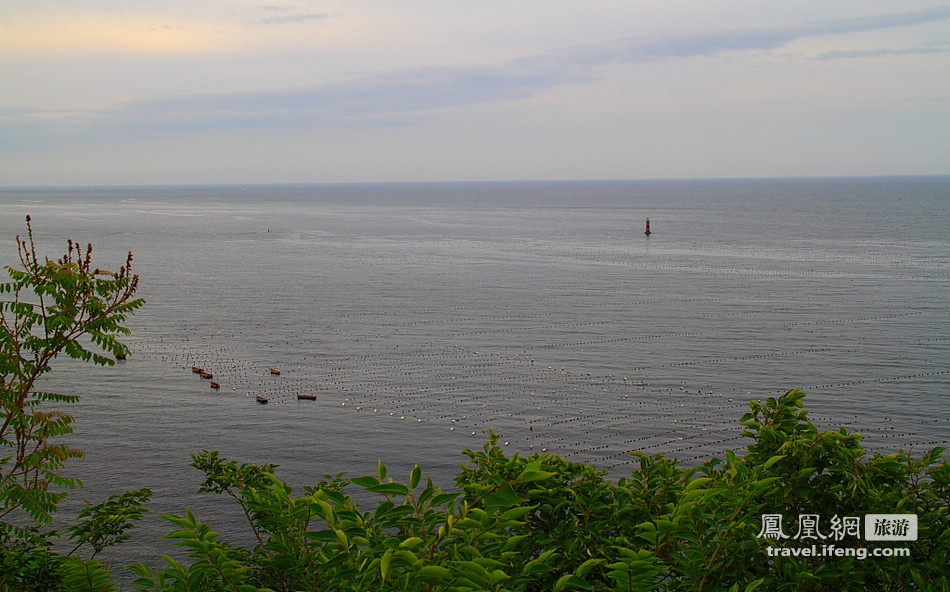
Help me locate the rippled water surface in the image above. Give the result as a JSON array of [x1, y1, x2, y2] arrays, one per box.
[[1, 177, 948, 568]]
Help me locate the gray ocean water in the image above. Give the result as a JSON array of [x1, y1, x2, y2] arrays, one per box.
[[1, 177, 948, 570]]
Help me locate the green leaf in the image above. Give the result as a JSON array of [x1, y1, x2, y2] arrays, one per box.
[[410, 463, 422, 490], [430, 492, 460, 506], [500, 505, 536, 520], [685, 477, 713, 492], [503, 535, 530, 551], [576, 558, 604, 577], [516, 469, 557, 483], [418, 565, 453, 581], [351, 475, 380, 488], [368, 482, 410, 497], [554, 574, 593, 591], [380, 549, 393, 581], [483, 485, 526, 508], [334, 528, 349, 548], [399, 536, 424, 549], [306, 530, 339, 543]]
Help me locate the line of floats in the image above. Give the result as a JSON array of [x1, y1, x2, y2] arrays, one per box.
[[189, 365, 316, 404]]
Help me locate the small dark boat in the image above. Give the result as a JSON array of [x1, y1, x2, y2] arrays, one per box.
[[269, 368, 281, 375], [210, 381, 220, 389], [297, 394, 317, 400], [200, 370, 213, 379], [256, 395, 269, 404], [192, 366, 202, 373]]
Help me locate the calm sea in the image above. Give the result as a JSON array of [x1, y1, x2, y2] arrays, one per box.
[[1, 177, 948, 569]]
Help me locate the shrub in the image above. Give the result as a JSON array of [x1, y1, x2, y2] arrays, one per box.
[[126, 390, 949, 592], [0, 217, 146, 590]]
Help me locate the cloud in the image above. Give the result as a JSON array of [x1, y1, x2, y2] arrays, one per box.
[[258, 13, 328, 24], [5, 5, 949, 143], [127, 5, 950, 124], [104, 60, 581, 132], [256, 5, 329, 25], [813, 43, 950, 61], [581, 5, 950, 63]]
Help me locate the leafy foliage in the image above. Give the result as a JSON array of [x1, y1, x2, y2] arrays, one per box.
[[0, 216, 144, 528], [97, 391, 950, 591], [0, 217, 146, 590], [66, 488, 153, 560]]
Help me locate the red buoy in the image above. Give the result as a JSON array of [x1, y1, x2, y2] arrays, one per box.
[[644, 218, 651, 236]]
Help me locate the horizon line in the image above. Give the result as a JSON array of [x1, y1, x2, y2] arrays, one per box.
[[3, 173, 948, 191]]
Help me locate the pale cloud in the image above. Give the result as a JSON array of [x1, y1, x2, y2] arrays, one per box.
[[580, 5, 950, 62], [256, 5, 330, 25], [813, 43, 950, 61], [0, 12, 234, 55], [9, 5, 946, 136]]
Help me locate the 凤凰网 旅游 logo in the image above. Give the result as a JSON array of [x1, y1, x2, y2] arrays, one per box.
[[756, 513, 916, 560], [757, 513, 917, 542]]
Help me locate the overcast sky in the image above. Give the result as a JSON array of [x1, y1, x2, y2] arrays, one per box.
[[2, 1, 949, 186]]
